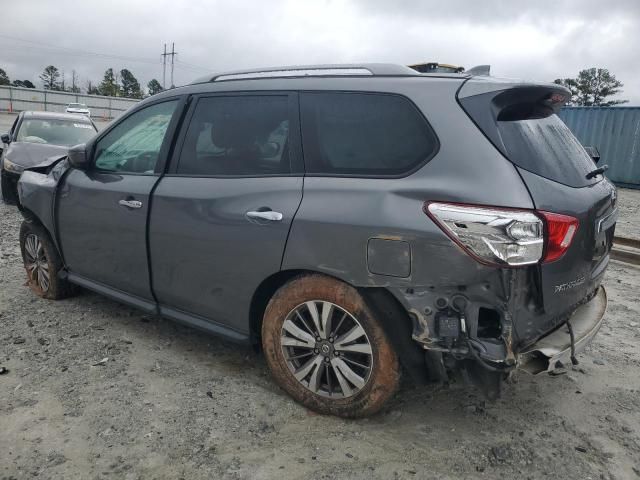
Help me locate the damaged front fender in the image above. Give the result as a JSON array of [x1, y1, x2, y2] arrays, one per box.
[[17, 155, 69, 249]]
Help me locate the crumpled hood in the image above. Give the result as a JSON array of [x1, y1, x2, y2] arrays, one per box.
[[4, 142, 69, 168]]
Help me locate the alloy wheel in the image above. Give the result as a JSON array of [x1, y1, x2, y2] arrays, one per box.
[[24, 233, 50, 292], [280, 301, 373, 398]]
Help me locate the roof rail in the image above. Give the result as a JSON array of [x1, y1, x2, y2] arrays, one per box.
[[190, 63, 420, 84]]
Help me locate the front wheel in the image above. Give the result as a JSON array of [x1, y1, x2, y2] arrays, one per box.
[[19, 220, 75, 300], [262, 274, 400, 418]]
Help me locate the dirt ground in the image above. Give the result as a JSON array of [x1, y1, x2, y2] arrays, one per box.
[[1, 201, 639, 479], [617, 188, 640, 240]]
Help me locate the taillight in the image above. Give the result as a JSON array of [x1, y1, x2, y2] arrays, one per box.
[[538, 211, 579, 263], [425, 203, 544, 266], [425, 203, 580, 267]]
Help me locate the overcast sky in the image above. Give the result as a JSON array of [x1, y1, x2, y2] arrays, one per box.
[[1, 0, 638, 103]]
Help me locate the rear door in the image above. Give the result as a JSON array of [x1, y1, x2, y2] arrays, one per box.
[[57, 98, 182, 301], [149, 92, 303, 332], [459, 82, 617, 318]]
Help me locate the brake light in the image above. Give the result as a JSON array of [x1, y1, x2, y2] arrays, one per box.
[[539, 211, 579, 263], [425, 203, 544, 266], [425, 203, 580, 266]]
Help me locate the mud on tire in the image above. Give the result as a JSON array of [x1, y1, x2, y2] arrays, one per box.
[[19, 220, 76, 300], [262, 274, 400, 418]]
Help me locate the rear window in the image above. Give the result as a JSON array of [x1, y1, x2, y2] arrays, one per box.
[[300, 92, 438, 176], [497, 114, 598, 187], [16, 118, 96, 146]]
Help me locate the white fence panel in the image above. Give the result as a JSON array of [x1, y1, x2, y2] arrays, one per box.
[[0, 86, 140, 119]]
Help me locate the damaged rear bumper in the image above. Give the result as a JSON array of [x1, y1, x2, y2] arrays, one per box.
[[518, 286, 607, 374]]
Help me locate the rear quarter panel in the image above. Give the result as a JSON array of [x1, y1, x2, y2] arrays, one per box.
[[283, 78, 534, 289]]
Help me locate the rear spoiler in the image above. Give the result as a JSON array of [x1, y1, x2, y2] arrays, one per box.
[[466, 65, 491, 76], [457, 81, 571, 153]]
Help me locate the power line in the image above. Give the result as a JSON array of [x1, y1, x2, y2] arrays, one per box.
[[175, 60, 212, 72], [2, 33, 211, 86], [0, 34, 160, 65]]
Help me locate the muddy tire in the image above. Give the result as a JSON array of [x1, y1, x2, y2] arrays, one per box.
[[262, 274, 400, 418], [19, 220, 75, 300]]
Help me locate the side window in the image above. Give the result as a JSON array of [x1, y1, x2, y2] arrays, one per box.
[[300, 92, 438, 176], [177, 95, 290, 176], [94, 100, 178, 174]]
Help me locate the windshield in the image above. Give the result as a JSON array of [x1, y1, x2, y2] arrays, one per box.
[[16, 119, 96, 146], [68, 103, 87, 108]]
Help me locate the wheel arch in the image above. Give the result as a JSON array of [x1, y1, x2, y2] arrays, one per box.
[[18, 206, 64, 260], [249, 269, 429, 384]]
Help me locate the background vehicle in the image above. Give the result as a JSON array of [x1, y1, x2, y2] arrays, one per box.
[[1, 111, 97, 204], [65, 102, 91, 117], [16, 64, 615, 417]]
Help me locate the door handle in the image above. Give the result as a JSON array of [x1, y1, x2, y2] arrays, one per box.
[[246, 210, 283, 221], [118, 199, 143, 209]]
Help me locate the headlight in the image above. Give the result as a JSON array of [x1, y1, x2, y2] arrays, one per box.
[[3, 158, 25, 174]]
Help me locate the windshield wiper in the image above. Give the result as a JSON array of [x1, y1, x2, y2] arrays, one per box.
[[586, 164, 608, 179]]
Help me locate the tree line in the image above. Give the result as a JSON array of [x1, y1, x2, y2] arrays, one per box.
[[0, 65, 164, 98], [1, 64, 628, 106], [554, 68, 627, 106]]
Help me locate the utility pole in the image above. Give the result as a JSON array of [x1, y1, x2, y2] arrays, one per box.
[[71, 70, 77, 92], [161, 42, 177, 89], [161, 43, 167, 89], [170, 42, 176, 88]]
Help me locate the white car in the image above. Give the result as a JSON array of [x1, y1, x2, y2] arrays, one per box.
[[65, 103, 91, 117]]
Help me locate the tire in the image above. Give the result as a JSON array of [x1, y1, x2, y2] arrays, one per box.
[[262, 274, 400, 418], [19, 220, 75, 300]]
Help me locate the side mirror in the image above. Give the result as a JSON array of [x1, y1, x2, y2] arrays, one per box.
[[1, 133, 10, 144], [584, 146, 601, 164], [68, 143, 91, 169]]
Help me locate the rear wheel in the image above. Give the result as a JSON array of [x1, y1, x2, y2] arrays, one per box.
[[19, 220, 75, 300], [262, 274, 400, 418]]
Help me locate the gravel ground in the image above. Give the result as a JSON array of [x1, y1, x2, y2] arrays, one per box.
[[1, 198, 640, 479], [616, 188, 640, 240]]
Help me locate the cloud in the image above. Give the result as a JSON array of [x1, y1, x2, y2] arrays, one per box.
[[0, 0, 637, 103]]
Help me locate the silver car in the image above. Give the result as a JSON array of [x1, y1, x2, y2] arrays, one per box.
[[15, 64, 615, 417]]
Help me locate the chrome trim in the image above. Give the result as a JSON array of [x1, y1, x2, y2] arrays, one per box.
[[118, 199, 143, 209], [246, 210, 283, 221], [216, 68, 373, 81], [597, 208, 618, 233]]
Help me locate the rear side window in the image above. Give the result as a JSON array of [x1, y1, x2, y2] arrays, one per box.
[[497, 115, 597, 187], [459, 87, 598, 188], [177, 95, 290, 176], [300, 92, 438, 176]]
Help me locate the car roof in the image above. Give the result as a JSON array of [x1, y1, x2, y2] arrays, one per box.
[[22, 111, 92, 122]]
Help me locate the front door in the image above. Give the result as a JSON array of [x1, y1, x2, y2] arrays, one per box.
[[57, 99, 180, 300], [149, 93, 303, 333]]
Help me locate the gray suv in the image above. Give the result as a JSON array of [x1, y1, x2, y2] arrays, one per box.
[[16, 64, 615, 417]]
